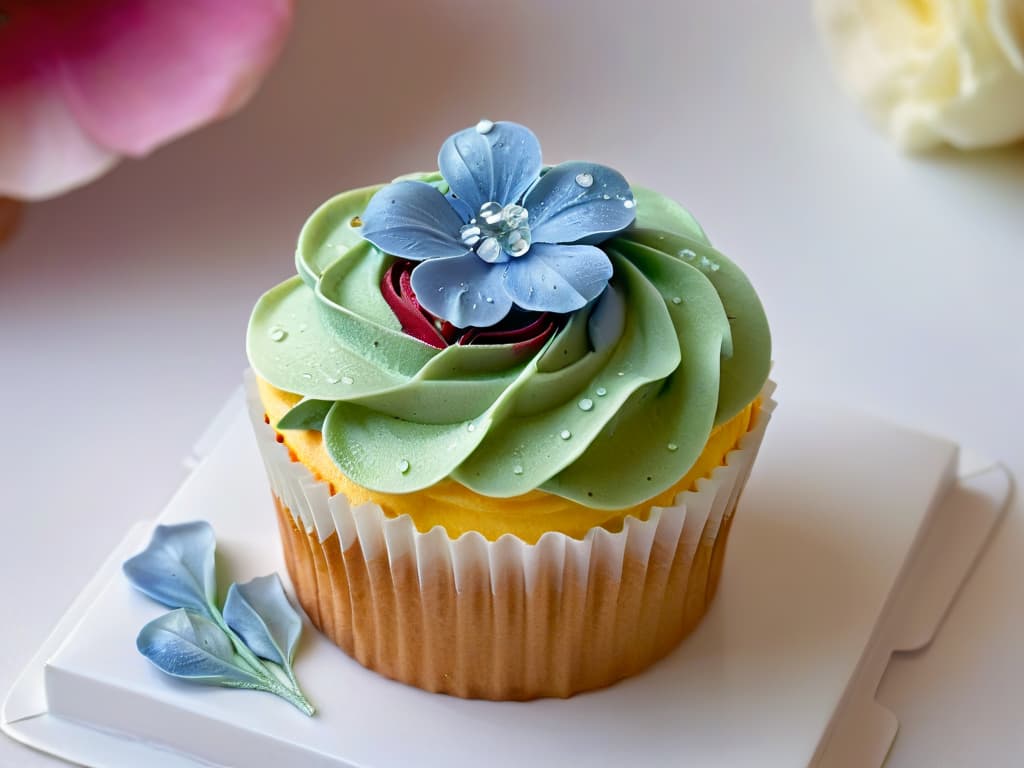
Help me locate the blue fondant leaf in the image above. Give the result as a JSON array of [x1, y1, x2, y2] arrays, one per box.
[[524, 161, 636, 245], [223, 575, 302, 670], [123, 522, 217, 617], [503, 243, 612, 313], [360, 180, 467, 261], [438, 121, 542, 211], [125, 523, 316, 715], [137, 609, 264, 688], [411, 252, 513, 328], [276, 398, 332, 431]]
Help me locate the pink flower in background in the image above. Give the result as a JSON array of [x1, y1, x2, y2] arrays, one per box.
[[0, 0, 293, 201]]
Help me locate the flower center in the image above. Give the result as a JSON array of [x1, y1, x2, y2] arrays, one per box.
[[460, 201, 532, 263]]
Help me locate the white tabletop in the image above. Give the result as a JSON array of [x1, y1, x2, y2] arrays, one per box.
[[2, 1, 1021, 765]]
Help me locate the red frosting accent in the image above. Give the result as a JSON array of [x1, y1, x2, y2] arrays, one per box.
[[381, 261, 449, 348], [381, 260, 561, 351]]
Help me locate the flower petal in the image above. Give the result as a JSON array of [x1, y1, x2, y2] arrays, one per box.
[[0, 78, 118, 200], [361, 180, 468, 261], [122, 522, 217, 617], [223, 574, 302, 668], [55, 0, 293, 156], [137, 609, 262, 686], [525, 162, 636, 245], [504, 243, 613, 313], [438, 121, 542, 211], [411, 253, 513, 328]]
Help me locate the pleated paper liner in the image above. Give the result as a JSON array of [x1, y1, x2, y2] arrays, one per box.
[[245, 373, 776, 700]]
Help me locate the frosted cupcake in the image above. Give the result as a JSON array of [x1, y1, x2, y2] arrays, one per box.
[[246, 120, 772, 699]]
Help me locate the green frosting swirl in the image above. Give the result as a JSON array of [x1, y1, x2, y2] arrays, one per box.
[[246, 177, 770, 509]]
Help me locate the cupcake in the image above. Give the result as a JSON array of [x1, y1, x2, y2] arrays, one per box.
[[245, 120, 772, 700]]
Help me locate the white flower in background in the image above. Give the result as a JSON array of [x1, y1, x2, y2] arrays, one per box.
[[816, 0, 1024, 150]]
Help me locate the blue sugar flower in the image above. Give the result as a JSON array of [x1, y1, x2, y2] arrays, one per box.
[[360, 120, 636, 328]]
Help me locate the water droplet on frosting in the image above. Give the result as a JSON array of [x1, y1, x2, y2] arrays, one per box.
[[559, 429, 572, 440], [578, 398, 594, 412], [667, 442, 678, 452], [596, 387, 607, 397], [269, 326, 287, 342], [341, 375, 354, 385], [398, 459, 410, 474], [679, 249, 696, 261], [475, 119, 495, 134], [575, 172, 594, 188], [671, 296, 682, 305], [513, 465, 524, 475]]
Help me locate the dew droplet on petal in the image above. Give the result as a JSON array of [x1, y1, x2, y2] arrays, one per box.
[[559, 429, 572, 440], [269, 326, 287, 342], [513, 465, 524, 475], [475, 119, 495, 134], [667, 442, 678, 452], [578, 398, 594, 412], [479, 202, 503, 225], [623, 199, 635, 209], [575, 172, 594, 188], [341, 375, 354, 385], [398, 459, 410, 474], [596, 387, 607, 397], [467, 423, 476, 432], [671, 296, 682, 305], [679, 249, 696, 261], [477, 237, 503, 262]]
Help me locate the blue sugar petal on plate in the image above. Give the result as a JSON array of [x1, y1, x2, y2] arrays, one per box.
[[223, 574, 302, 669], [123, 522, 217, 616], [137, 609, 264, 688]]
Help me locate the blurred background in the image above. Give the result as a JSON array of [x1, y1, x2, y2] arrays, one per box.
[[2, 1, 1023, 765]]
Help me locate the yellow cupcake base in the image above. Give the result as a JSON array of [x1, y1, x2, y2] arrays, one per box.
[[256, 377, 760, 543], [247, 374, 775, 700]]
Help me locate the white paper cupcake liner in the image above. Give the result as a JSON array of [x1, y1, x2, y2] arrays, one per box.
[[244, 371, 776, 699]]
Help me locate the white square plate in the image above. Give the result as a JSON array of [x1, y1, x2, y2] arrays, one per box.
[[2, 392, 1010, 767]]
